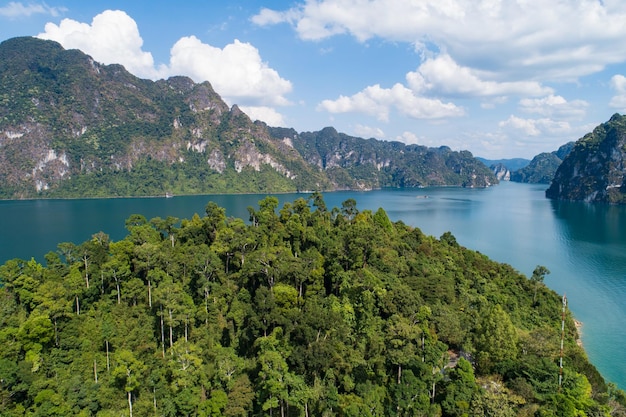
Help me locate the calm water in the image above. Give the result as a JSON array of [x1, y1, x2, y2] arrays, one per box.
[[1, 182, 625, 387]]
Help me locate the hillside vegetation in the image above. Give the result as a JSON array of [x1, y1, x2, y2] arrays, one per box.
[[547, 114, 626, 203], [0, 194, 622, 416], [510, 142, 574, 185], [0, 37, 495, 199]]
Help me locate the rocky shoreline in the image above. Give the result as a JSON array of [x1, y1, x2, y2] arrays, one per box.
[[575, 319, 583, 347]]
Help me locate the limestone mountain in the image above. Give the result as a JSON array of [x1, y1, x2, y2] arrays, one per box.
[[477, 157, 529, 173], [546, 114, 626, 203], [490, 163, 511, 181], [0, 37, 496, 199], [269, 126, 497, 189], [510, 142, 574, 184], [477, 158, 529, 182]]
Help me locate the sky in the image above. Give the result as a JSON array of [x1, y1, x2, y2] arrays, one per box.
[[2, 1, 626, 159]]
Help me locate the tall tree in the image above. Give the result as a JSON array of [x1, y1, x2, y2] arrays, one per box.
[[112, 349, 146, 417]]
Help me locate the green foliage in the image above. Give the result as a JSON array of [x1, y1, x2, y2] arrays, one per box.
[[0, 195, 617, 416], [278, 126, 497, 189], [546, 113, 626, 203], [0, 37, 499, 199], [510, 152, 565, 184]]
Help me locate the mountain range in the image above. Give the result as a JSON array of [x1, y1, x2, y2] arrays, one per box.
[[0, 37, 496, 199]]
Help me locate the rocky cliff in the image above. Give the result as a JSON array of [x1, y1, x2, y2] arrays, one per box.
[[546, 114, 626, 203], [0, 37, 496, 199], [269, 127, 496, 189], [490, 163, 511, 181], [510, 141, 574, 184]]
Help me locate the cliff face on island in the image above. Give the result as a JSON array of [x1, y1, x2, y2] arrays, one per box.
[[0, 37, 496, 199], [546, 114, 626, 203]]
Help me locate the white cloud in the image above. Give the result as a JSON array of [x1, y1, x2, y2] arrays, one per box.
[[406, 54, 552, 98], [317, 83, 464, 121], [167, 36, 292, 107], [0, 1, 65, 18], [36, 10, 293, 126], [519, 95, 588, 119], [354, 124, 385, 139], [253, 0, 626, 81], [609, 74, 626, 109], [395, 131, 431, 146], [251, 7, 301, 26], [499, 115, 572, 137], [37, 10, 162, 79], [480, 96, 509, 109], [393, 130, 475, 154], [239, 106, 286, 127]]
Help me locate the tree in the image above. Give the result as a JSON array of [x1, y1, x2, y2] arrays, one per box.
[[341, 198, 358, 221], [255, 329, 291, 417], [439, 358, 479, 417], [112, 349, 146, 417], [530, 265, 550, 305], [385, 314, 420, 384], [474, 305, 518, 373], [224, 374, 254, 417]]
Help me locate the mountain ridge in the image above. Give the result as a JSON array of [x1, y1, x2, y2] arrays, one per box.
[[0, 36, 496, 199]]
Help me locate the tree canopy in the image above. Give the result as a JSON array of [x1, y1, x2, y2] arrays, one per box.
[[0, 194, 621, 416]]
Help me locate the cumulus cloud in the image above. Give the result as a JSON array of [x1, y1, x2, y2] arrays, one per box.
[[168, 36, 292, 107], [406, 54, 552, 98], [394, 131, 438, 146], [37, 10, 163, 79], [499, 115, 572, 137], [239, 106, 286, 127], [609, 75, 626, 109], [36, 10, 292, 126], [519, 95, 588, 119], [317, 83, 464, 121], [354, 124, 385, 139], [253, 0, 626, 81], [0, 1, 65, 18]]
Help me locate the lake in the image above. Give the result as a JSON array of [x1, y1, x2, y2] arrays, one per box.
[[1, 182, 625, 388]]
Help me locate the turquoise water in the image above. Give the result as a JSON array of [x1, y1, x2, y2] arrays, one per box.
[[1, 182, 625, 387]]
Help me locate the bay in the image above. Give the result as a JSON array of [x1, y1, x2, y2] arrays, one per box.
[[1, 182, 625, 388]]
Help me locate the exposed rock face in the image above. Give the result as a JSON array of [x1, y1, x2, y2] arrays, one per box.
[[0, 36, 497, 198], [546, 114, 626, 203], [0, 37, 327, 197], [491, 163, 511, 181], [269, 127, 497, 189]]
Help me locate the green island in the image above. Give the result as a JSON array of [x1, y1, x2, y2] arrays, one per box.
[[0, 194, 623, 416]]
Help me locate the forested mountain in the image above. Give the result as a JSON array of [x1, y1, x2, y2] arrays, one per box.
[[547, 114, 626, 203], [479, 143, 575, 186], [269, 127, 496, 189], [509, 142, 574, 184], [1, 194, 623, 416], [0, 37, 496, 199]]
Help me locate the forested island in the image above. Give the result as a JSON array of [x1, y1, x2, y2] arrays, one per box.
[[0, 194, 623, 416]]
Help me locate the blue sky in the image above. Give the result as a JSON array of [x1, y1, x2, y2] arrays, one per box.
[[2, 1, 626, 159]]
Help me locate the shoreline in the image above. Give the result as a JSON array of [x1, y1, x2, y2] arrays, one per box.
[[574, 319, 583, 348]]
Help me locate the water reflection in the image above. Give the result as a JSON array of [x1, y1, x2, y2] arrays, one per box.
[[551, 200, 626, 244], [549, 199, 626, 386]]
